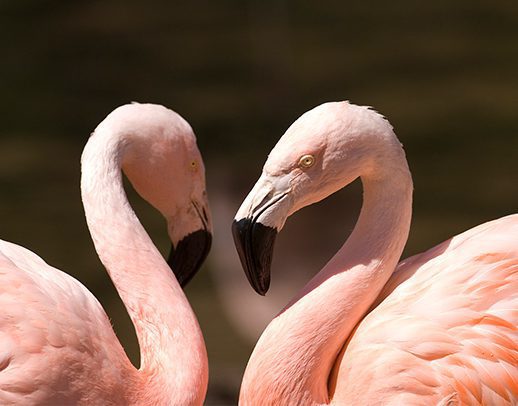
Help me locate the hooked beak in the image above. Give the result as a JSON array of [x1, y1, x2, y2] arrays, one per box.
[[168, 200, 212, 287], [232, 175, 290, 295]]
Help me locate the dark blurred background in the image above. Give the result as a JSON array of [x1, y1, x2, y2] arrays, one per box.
[[1, 1, 517, 404]]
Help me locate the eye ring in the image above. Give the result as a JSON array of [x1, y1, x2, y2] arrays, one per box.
[[298, 154, 315, 169]]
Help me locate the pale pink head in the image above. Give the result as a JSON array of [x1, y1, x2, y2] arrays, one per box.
[[232, 101, 403, 294], [87, 102, 212, 286]]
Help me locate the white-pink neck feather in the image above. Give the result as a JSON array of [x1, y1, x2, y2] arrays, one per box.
[[81, 129, 207, 405], [240, 126, 413, 405]]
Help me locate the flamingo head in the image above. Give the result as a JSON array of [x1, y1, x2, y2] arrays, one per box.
[[232, 101, 399, 294], [114, 103, 213, 287]]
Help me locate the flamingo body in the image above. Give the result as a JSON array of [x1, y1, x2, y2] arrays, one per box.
[[0, 241, 135, 405], [232, 101, 518, 405], [331, 215, 518, 405], [0, 103, 212, 405]]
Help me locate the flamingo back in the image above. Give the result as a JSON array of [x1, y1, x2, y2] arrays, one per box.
[[330, 214, 518, 405]]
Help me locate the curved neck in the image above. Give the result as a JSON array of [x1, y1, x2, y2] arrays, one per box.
[[81, 134, 207, 405], [240, 157, 413, 405]]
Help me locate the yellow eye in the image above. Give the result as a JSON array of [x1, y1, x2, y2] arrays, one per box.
[[190, 160, 198, 171], [298, 154, 315, 169]]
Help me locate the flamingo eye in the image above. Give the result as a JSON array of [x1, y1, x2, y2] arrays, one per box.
[[298, 154, 315, 169], [190, 160, 198, 171]]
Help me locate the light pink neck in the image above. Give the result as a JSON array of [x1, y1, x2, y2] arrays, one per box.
[[81, 133, 207, 405], [240, 155, 413, 405]]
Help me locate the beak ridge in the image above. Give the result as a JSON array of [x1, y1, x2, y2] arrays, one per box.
[[232, 174, 291, 295]]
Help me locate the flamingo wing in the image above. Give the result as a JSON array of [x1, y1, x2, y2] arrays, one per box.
[[0, 240, 136, 405], [330, 215, 518, 405]]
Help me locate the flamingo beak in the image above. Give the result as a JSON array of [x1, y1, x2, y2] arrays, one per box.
[[232, 217, 277, 296], [232, 175, 291, 295], [168, 200, 212, 287]]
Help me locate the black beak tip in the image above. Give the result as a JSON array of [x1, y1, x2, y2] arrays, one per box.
[[231, 218, 276, 296], [255, 279, 269, 296], [168, 229, 212, 287]]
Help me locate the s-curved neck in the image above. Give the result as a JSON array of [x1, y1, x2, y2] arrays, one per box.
[[240, 148, 413, 405], [81, 133, 207, 405]]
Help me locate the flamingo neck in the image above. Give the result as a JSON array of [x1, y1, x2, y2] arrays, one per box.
[[240, 156, 413, 405], [80, 134, 207, 406]]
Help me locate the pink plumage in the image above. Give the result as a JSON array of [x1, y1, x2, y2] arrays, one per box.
[[332, 215, 518, 405], [233, 101, 517, 405], [0, 103, 212, 405]]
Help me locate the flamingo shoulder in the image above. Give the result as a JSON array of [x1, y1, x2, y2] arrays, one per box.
[[0, 240, 137, 405], [330, 214, 518, 405]]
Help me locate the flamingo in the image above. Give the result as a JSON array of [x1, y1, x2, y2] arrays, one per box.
[[232, 101, 518, 405], [0, 103, 212, 405]]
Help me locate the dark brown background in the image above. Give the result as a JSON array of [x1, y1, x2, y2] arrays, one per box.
[[1, 1, 517, 404]]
